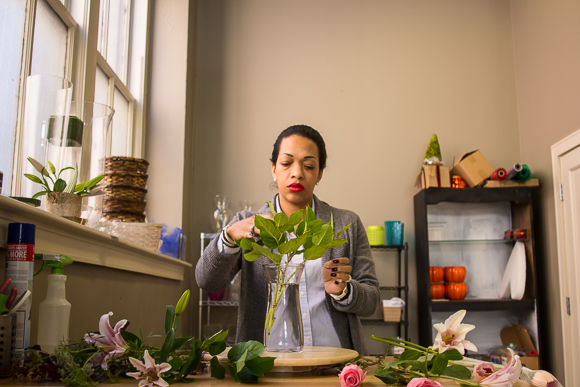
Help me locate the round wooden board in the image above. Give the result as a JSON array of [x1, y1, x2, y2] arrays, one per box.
[[206, 346, 358, 370]]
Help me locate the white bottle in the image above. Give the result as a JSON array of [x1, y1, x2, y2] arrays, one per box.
[[37, 274, 71, 353]]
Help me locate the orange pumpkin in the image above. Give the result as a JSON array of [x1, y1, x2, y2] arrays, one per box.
[[445, 283, 468, 300], [430, 266, 444, 283], [444, 266, 466, 283], [430, 284, 446, 299]]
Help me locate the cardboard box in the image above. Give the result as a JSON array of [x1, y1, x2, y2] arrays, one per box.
[[453, 150, 494, 187], [484, 178, 540, 188], [421, 165, 451, 189]]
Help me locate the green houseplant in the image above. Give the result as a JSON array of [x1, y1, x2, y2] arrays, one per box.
[[24, 157, 105, 219], [237, 203, 350, 352]]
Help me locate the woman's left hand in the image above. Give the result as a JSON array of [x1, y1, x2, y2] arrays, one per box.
[[322, 258, 352, 296]]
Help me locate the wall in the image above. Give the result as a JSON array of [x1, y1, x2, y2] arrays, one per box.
[[192, 0, 522, 354], [509, 0, 580, 380]]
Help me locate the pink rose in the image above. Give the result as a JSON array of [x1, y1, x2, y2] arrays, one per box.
[[473, 362, 497, 381], [339, 364, 367, 387], [407, 378, 443, 387]]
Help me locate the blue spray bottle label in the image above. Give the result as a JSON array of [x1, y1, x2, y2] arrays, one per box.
[[6, 223, 35, 361]]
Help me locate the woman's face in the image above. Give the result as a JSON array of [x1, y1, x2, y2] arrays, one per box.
[[271, 135, 323, 209]]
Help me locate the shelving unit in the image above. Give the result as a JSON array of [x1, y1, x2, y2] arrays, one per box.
[[198, 233, 239, 342], [362, 243, 409, 342], [414, 187, 545, 368]]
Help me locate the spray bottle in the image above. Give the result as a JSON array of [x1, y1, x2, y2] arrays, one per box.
[[34, 253, 73, 353]]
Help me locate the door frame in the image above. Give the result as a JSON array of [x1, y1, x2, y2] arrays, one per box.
[[551, 128, 580, 385]]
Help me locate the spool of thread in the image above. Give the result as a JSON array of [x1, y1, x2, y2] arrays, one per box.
[[506, 163, 523, 180], [513, 164, 531, 181], [491, 168, 507, 180]]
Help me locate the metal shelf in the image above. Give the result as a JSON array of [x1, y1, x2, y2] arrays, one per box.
[[361, 319, 408, 326], [370, 244, 405, 250], [199, 300, 239, 307], [428, 238, 527, 245], [430, 298, 535, 312], [379, 285, 406, 291]]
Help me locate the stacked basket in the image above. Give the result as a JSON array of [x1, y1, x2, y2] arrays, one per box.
[[102, 156, 149, 222]]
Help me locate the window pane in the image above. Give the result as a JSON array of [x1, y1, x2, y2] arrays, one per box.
[[31, 0, 68, 78], [100, 0, 129, 82], [110, 88, 128, 156], [95, 66, 109, 105], [0, 0, 27, 194]]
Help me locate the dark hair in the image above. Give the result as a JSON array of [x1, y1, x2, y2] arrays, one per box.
[[270, 125, 327, 170]]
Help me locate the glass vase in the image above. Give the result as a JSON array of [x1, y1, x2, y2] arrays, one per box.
[[68, 101, 114, 228], [20, 74, 73, 200], [263, 263, 305, 353], [210, 195, 232, 232]]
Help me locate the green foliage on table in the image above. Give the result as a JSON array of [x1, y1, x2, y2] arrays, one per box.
[[24, 157, 104, 199]]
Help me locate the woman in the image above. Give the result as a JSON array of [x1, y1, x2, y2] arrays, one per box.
[[195, 125, 379, 355]]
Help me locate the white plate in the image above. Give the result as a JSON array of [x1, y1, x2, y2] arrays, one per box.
[[498, 241, 526, 299]]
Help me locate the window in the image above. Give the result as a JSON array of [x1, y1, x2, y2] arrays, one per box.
[[0, 0, 149, 196]]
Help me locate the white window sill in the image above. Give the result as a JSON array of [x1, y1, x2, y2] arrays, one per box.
[[0, 195, 191, 281]]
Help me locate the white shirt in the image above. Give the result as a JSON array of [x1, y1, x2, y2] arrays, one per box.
[[218, 195, 351, 347]]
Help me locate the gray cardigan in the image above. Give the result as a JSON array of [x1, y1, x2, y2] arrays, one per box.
[[195, 195, 380, 355]]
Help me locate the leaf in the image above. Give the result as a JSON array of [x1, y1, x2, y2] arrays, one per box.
[[278, 234, 307, 255], [374, 367, 399, 385], [402, 360, 427, 373], [204, 329, 229, 347], [438, 348, 463, 360], [251, 243, 281, 263], [312, 223, 333, 246], [64, 166, 78, 193], [208, 340, 227, 356], [268, 201, 276, 215], [160, 328, 175, 362], [305, 205, 316, 222], [27, 157, 49, 176], [83, 174, 105, 191], [429, 354, 449, 375], [399, 349, 422, 361], [243, 251, 264, 262], [165, 305, 176, 334], [172, 336, 190, 351], [304, 245, 327, 261], [239, 237, 254, 250], [255, 215, 281, 248], [168, 356, 183, 371], [179, 339, 203, 376], [443, 364, 473, 379], [31, 190, 48, 199], [53, 179, 67, 192], [228, 340, 265, 362], [329, 239, 347, 248], [274, 211, 287, 227], [286, 209, 303, 226], [305, 219, 324, 232], [337, 223, 351, 238], [236, 350, 248, 373], [210, 356, 226, 379], [175, 289, 191, 316], [47, 160, 56, 174], [24, 174, 43, 184], [245, 356, 275, 377], [295, 220, 306, 236], [120, 330, 142, 346]]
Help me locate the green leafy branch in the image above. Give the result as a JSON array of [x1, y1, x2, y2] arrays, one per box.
[[237, 203, 351, 337], [24, 157, 104, 199]]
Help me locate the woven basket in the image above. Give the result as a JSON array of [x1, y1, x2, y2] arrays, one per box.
[[103, 172, 148, 188], [383, 306, 402, 322], [103, 198, 146, 213], [105, 156, 149, 174], [101, 211, 145, 222], [107, 222, 162, 252], [104, 185, 147, 201]]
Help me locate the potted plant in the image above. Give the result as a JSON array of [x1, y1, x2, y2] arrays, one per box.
[[238, 203, 350, 352], [24, 157, 105, 219]]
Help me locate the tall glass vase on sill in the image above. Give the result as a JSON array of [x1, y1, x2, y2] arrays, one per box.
[[263, 263, 305, 353], [20, 74, 73, 200], [70, 101, 114, 228]]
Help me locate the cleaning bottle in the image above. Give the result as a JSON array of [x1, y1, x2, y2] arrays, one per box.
[[34, 254, 73, 353]]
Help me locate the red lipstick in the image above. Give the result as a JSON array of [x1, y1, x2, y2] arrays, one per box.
[[288, 183, 304, 192]]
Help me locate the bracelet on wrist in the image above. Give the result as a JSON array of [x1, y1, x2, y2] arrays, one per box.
[[222, 226, 237, 248]]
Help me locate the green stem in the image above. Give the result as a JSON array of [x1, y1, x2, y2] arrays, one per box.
[[370, 336, 427, 353]]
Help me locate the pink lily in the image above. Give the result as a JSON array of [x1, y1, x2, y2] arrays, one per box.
[[473, 362, 497, 381], [84, 312, 129, 369], [531, 370, 563, 387], [432, 310, 478, 354], [479, 348, 522, 386], [127, 350, 172, 387]]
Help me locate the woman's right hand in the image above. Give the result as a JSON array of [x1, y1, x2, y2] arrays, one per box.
[[226, 214, 273, 241]]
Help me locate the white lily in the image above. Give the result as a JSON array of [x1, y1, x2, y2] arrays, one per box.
[[84, 312, 129, 369], [127, 350, 172, 387], [530, 370, 564, 387], [432, 310, 478, 354]]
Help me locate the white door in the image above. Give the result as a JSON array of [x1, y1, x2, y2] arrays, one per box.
[[552, 130, 580, 386]]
